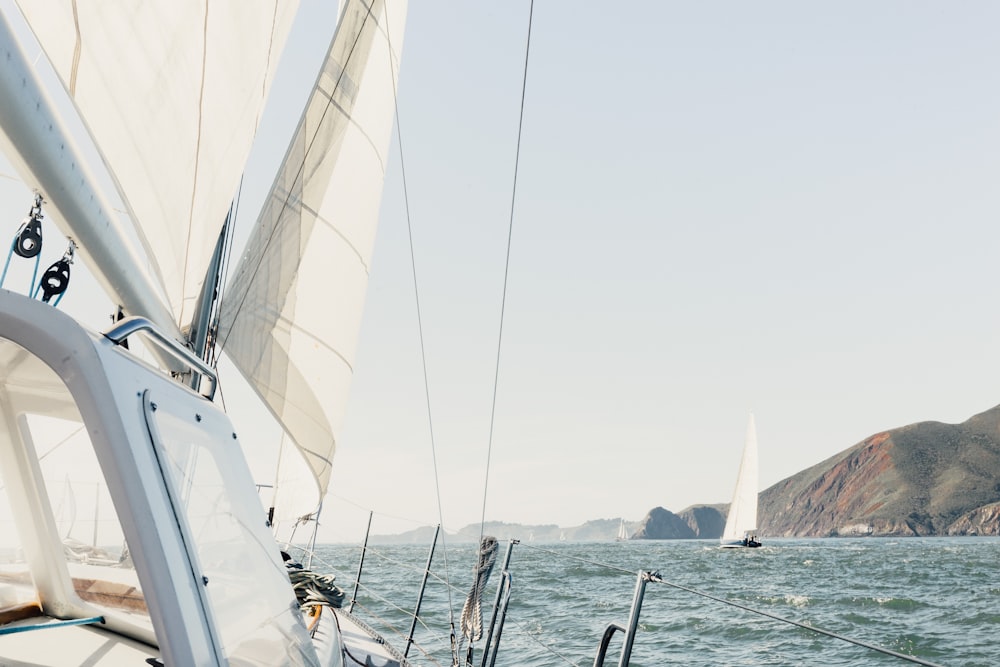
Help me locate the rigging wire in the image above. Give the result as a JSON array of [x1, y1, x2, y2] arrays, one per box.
[[381, 0, 459, 656], [0, 425, 88, 494], [646, 575, 947, 667], [518, 544, 947, 667], [200, 6, 426, 564], [477, 0, 535, 552], [207, 2, 376, 549]]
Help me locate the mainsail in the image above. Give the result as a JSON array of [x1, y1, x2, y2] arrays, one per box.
[[12, 0, 299, 328], [722, 413, 759, 541], [218, 0, 407, 511]]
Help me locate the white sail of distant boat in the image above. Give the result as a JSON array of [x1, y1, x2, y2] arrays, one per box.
[[720, 414, 761, 548], [616, 519, 628, 541]]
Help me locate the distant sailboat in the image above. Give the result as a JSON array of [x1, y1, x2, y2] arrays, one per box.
[[616, 519, 629, 541], [720, 414, 762, 548]]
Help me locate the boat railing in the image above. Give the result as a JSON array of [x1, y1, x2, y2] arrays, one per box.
[[289, 531, 949, 667], [591, 570, 658, 667], [103, 316, 218, 398], [510, 543, 950, 667], [641, 573, 949, 667], [292, 529, 662, 666], [314, 523, 644, 667], [285, 526, 514, 667]]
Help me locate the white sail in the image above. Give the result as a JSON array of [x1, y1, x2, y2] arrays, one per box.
[[218, 0, 407, 507], [12, 0, 299, 327], [722, 413, 759, 542], [0, 13, 181, 343]]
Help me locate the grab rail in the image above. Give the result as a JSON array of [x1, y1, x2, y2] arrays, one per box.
[[103, 316, 217, 399], [593, 622, 626, 667], [592, 571, 657, 667]]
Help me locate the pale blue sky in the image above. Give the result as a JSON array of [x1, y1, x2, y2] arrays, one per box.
[[314, 1, 1000, 540], [2, 2, 999, 543]]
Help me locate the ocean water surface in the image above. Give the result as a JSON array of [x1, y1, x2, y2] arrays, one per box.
[[311, 538, 998, 666]]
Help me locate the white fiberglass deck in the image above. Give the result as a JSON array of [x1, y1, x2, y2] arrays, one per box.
[[0, 618, 159, 666]]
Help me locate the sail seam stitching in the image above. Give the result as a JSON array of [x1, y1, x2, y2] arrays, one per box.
[[69, 0, 81, 95], [258, 1, 280, 128]]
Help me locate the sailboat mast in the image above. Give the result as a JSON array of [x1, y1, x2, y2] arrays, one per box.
[[188, 218, 229, 366]]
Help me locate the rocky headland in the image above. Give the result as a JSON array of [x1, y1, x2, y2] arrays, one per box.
[[370, 405, 1000, 543], [637, 404, 1000, 539]]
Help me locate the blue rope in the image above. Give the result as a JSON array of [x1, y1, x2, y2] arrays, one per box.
[[0, 615, 104, 636], [0, 238, 42, 298], [0, 238, 15, 288], [28, 253, 40, 296]]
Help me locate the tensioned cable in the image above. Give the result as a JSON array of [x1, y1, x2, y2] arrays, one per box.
[[518, 544, 946, 667], [0, 425, 87, 494], [457, 6, 535, 661], [648, 575, 947, 667], [381, 0, 459, 652], [208, 2, 381, 558], [477, 0, 535, 541], [37, 425, 85, 461], [504, 616, 579, 666]]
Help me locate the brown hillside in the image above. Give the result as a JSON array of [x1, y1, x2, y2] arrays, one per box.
[[758, 404, 1000, 536]]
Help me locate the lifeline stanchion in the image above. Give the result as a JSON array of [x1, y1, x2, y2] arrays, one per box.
[[591, 570, 657, 667], [479, 539, 518, 667], [349, 511, 373, 614], [404, 524, 440, 659]]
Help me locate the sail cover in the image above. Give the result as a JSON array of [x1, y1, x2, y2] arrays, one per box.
[[218, 0, 406, 502], [722, 414, 759, 540], [13, 0, 299, 327]]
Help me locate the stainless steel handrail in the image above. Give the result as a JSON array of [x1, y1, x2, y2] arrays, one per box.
[[103, 316, 217, 399]]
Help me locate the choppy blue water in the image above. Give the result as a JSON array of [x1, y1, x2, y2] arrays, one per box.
[[312, 538, 998, 666]]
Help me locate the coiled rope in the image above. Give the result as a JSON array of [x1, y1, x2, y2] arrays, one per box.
[[459, 536, 499, 658]]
